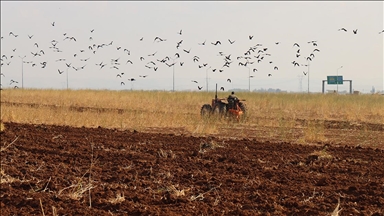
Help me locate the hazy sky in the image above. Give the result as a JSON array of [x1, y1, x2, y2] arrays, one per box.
[[1, 1, 383, 93]]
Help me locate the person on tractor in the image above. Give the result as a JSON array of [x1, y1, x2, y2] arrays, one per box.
[[227, 91, 238, 110]]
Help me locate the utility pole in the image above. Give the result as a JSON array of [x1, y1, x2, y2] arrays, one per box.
[[206, 66, 211, 92], [337, 66, 343, 94], [246, 66, 251, 92], [66, 67, 69, 90], [307, 60, 310, 93], [18, 55, 26, 88], [172, 58, 176, 92]]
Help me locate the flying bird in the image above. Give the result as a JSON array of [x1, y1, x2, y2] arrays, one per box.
[[293, 43, 300, 48], [198, 40, 206, 45], [338, 28, 347, 32], [274, 66, 278, 70], [177, 29, 182, 35], [211, 41, 221, 45], [197, 86, 203, 90], [154, 36, 166, 42], [148, 51, 157, 56], [220, 87, 225, 91], [353, 29, 358, 34], [51, 21, 55, 26], [227, 79, 231, 83], [121, 82, 125, 85], [58, 69, 64, 74], [228, 39, 235, 44], [192, 80, 198, 83], [303, 71, 308, 75], [379, 30, 384, 34], [28, 35, 33, 39], [249, 35, 254, 40], [268, 74, 272, 77]]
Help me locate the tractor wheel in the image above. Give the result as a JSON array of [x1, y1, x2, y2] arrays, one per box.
[[239, 102, 248, 121], [201, 104, 212, 118], [214, 103, 226, 118]]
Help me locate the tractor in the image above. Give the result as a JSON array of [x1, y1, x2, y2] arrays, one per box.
[[200, 84, 247, 121]]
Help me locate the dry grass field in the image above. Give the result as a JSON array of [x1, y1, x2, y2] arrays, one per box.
[[1, 88, 383, 146]]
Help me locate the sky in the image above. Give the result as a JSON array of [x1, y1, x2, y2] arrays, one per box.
[[1, 1, 383, 93]]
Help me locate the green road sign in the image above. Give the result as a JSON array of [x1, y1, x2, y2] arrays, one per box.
[[327, 76, 343, 84]]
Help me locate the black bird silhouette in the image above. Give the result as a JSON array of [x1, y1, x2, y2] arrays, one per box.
[[175, 53, 180, 58], [253, 68, 258, 72], [338, 28, 347, 32], [51, 21, 55, 26], [228, 39, 235, 44], [66, 63, 72, 68], [268, 74, 272, 77], [293, 43, 300, 47], [128, 78, 135, 81], [140, 57, 145, 61], [303, 71, 307, 75], [177, 29, 182, 35], [180, 62, 184, 66], [154, 37, 166, 42], [310, 53, 315, 58], [90, 29, 95, 33], [166, 62, 176, 67], [198, 86, 203, 90], [192, 80, 198, 83], [220, 87, 225, 91], [313, 49, 320, 52], [28, 35, 33, 39], [274, 66, 278, 70], [379, 30, 384, 34], [306, 57, 312, 61], [140, 37, 144, 41], [148, 51, 157, 56], [249, 35, 254, 40], [116, 74, 122, 78], [211, 41, 221, 45], [139, 75, 148, 78], [198, 40, 206, 45], [58, 69, 64, 74], [126, 60, 133, 64], [227, 79, 231, 83], [183, 48, 191, 53], [176, 40, 183, 49], [121, 82, 125, 85], [353, 29, 358, 34]]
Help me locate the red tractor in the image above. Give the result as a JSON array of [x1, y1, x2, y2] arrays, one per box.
[[200, 84, 247, 121]]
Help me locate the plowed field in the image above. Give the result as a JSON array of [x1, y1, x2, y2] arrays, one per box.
[[1, 122, 383, 215]]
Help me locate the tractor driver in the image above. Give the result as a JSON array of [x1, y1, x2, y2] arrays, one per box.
[[227, 91, 238, 109]]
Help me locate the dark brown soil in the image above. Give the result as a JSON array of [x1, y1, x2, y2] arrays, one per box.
[[1, 122, 383, 215]]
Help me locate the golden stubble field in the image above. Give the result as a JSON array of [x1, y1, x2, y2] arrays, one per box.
[[1, 88, 383, 148]]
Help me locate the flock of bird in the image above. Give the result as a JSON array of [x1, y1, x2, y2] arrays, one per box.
[[1, 23, 383, 91]]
